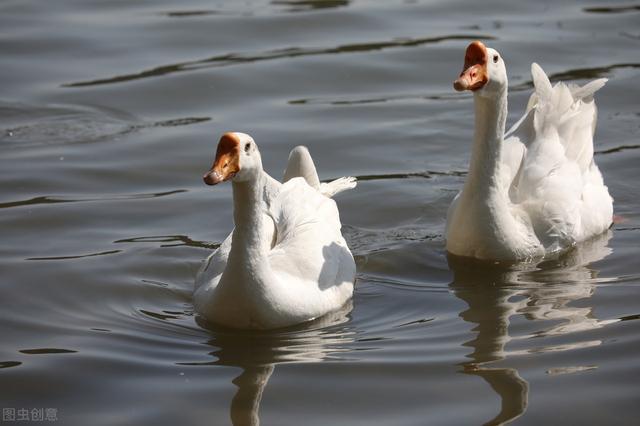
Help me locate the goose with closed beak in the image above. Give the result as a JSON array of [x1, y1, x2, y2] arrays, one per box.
[[195, 132, 357, 329]]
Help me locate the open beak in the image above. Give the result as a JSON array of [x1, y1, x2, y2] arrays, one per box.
[[203, 133, 241, 186], [453, 41, 489, 92]]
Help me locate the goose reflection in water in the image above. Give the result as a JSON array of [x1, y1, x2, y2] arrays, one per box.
[[448, 231, 615, 426], [183, 303, 354, 426]]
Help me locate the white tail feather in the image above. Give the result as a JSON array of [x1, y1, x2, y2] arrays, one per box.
[[531, 63, 553, 101], [570, 78, 608, 101], [525, 62, 608, 172], [320, 177, 357, 197], [283, 145, 356, 197], [283, 145, 321, 190], [530, 63, 607, 142]]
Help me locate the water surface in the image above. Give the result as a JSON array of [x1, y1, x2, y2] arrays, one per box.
[[1, 0, 639, 424]]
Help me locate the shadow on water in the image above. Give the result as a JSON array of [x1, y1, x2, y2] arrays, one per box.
[[448, 231, 615, 426], [180, 304, 354, 426]]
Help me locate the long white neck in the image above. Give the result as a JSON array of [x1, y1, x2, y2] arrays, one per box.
[[463, 89, 508, 195], [446, 85, 534, 259], [230, 171, 268, 259]]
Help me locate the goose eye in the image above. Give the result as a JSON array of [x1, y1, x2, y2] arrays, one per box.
[[244, 142, 251, 153], [493, 55, 499, 63]]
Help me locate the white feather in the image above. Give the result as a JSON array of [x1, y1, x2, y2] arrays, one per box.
[[446, 54, 613, 261], [195, 141, 355, 329], [283, 145, 357, 197]]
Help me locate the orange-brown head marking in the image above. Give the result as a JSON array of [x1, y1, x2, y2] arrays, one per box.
[[203, 132, 241, 185], [453, 41, 489, 92]]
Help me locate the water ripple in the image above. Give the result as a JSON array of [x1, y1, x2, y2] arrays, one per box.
[[596, 144, 640, 155], [19, 348, 78, 355], [546, 365, 598, 375], [323, 169, 466, 183], [272, 0, 350, 13], [0, 361, 22, 369], [26, 250, 122, 261], [62, 34, 496, 88], [583, 4, 640, 14], [510, 62, 640, 92], [0, 190, 186, 210], [160, 10, 221, 18], [290, 91, 463, 106], [1, 101, 210, 147], [114, 235, 219, 250]]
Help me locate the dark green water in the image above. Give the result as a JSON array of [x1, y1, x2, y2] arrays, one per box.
[[1, 0, 639, 424]]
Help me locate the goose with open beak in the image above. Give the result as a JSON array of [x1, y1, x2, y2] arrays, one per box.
[[445, 41, 613, 261]]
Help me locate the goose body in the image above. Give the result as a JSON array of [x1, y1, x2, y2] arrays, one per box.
[[446, 41, 613, 261], [195, 133, 356, 329]]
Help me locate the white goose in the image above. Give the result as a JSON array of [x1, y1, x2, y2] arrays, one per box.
[[194, 132, 357, 329], [446, 41, 613, 261]]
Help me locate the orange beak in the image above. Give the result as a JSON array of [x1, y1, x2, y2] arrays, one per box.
[[453, 41, 489, 92], [203, 133, 241, 186]]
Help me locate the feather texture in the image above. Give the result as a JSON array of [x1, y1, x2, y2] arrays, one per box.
[[446, 53, 612, 261], [195, 142, 356, 329]]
